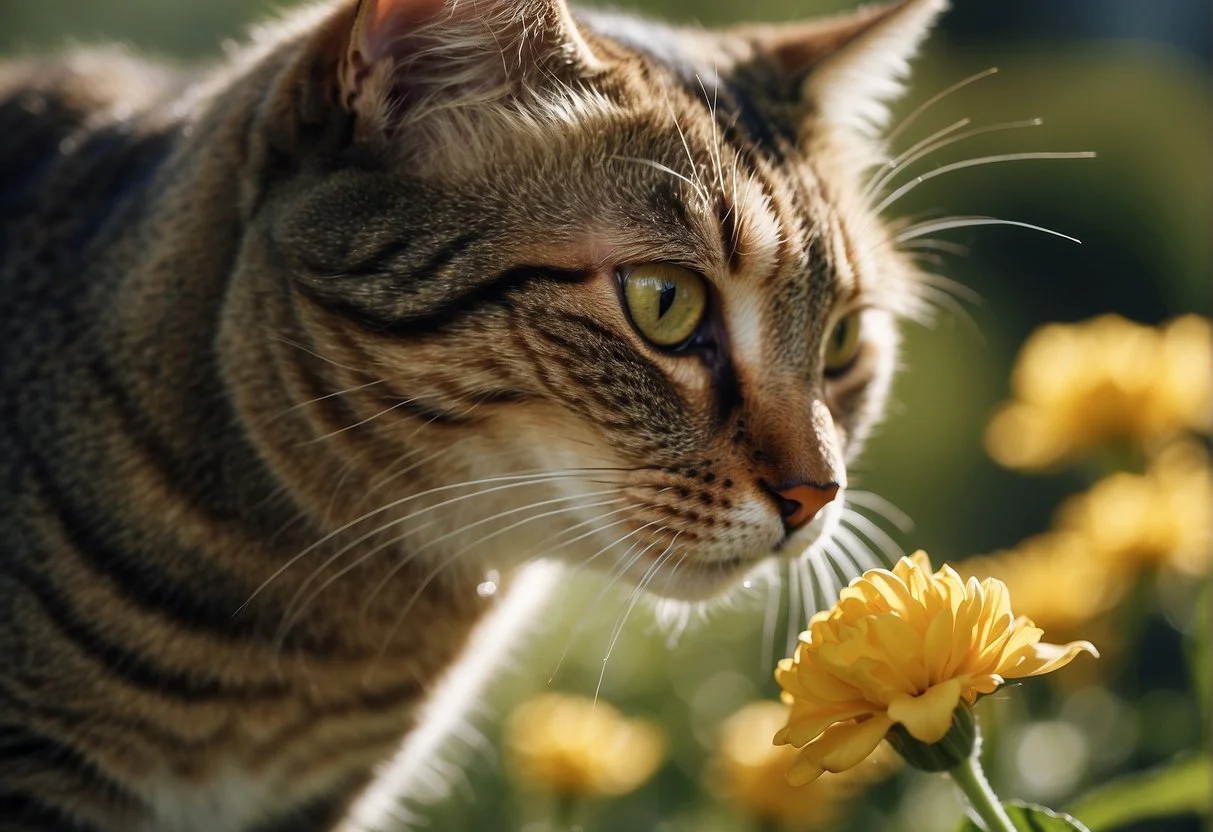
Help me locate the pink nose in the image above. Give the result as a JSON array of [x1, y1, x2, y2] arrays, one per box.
[[775, 482, 840, 531]]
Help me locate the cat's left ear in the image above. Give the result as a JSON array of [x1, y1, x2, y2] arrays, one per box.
[[336, 0, 601, 138], [744, 0, 948, 136]]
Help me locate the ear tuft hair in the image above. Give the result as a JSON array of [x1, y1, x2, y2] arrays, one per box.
[[802, 0, 949, 135], [739, 0, 948, 137]]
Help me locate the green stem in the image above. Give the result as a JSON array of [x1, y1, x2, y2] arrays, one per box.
[[553, 792, 581, 831], [948, 751, 1017, 832]]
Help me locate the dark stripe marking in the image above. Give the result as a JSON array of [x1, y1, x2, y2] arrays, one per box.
[[302, 265, 585, 335], [0, 724, 142, 812], [0, 790, 105, 832], [6, 559, 289, 702], [16, 436, 275, 643], [0, 680, 198, 756]]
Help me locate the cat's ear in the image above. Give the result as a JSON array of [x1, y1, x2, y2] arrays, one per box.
[[748, 0, 948, 136], [329, 0, 600, 138]]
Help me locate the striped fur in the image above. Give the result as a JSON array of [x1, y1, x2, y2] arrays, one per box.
[[0, 0, 944, 829]]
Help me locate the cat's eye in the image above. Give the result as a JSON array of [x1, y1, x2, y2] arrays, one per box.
[[824, 312, 862, 376], [622, 264, 708, 349]]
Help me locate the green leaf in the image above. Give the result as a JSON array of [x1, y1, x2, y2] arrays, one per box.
[[1065, 754, 1210, 832], [956, 801, 1091, 832]]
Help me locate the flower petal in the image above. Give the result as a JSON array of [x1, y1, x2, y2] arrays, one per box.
[[1006, 640, 1099, 678], [887, 678, 964, 743], [786, 755, 826, 786], [776, 703, 877, 747], [809, 714, 894, 774]]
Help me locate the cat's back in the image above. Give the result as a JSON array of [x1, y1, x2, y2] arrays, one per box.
[[0, 51, 189, 374], [0, 49, 185, 222]]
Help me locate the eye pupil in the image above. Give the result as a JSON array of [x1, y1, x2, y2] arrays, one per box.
[[621, 264, 708, 349], [657, 283, 677, 319]]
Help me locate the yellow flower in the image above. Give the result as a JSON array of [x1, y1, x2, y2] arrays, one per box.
[[985, 315, 1211, 470], [712, 701, 896, 831], [1057, 441, 1212, 576], [774, 551, 1097, 785], [504, 692, 666, 797]]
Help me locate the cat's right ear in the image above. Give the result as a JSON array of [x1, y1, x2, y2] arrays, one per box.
[[740, 0, 948, 137], [276, 0, 601, 148]]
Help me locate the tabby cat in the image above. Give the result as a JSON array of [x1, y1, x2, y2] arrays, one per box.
[[0, 0, 947, 829]]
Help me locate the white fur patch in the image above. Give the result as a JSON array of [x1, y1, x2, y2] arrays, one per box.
[[727, 172, 784, 364], [136, 764, 280, 832]]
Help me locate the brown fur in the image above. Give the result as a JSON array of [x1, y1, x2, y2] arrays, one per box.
[[0, 0, 944, 829]]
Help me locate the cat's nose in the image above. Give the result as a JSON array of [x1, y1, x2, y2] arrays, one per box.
[[770, 480, 840, 532]]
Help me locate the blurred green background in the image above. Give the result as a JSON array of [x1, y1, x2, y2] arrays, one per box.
[[3, 1, 1208, 830]]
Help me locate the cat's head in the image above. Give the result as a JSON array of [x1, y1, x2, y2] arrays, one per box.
[[240, 0, 946, 599]]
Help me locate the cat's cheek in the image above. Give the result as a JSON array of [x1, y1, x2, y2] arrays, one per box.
[[658, 353, 714, 402]]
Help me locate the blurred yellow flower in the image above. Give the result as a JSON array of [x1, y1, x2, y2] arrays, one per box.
[[1057, 441, 1212, 576], [961, 531, 1124, 634], [985, 315, 1211, 470], [774, 551, 1097, 785], [712, 700, 896, 831], [505, 692, 665, 797]]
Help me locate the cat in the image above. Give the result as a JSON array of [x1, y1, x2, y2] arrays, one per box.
[[0, 0, 946, 829]]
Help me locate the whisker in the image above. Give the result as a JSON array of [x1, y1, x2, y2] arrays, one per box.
[[656, 554, 692, 649], [760, 561, 781, 671], [367, 510, 659, 685], [299, 396, 427, 446], [321, 460, 359, 526], [806, 544, 841, 612], [873, 151, 1096, 217], [695, 70, 728, 197], [897, 215, 1084, 245], [613, 155, 708, 206], [796, 557, 816, 623], [785, 555, 802, 657], [832, 526, 884, 575], [264, 378, 386, 426], [279, 490, 630, 644], [661, 88, 712, 207], [900, 238, 970, 256], [869, 118, 1044, 200], [353, 489, 630, 622], [593, 531, 679, 704], [845, 489, 915, 534], [269, 331, 369, 373], [239, 467, 635, 615], [917, 270, 985, 306], [546, 518, 670, 683], [885, 66, 999, 145], [866, 116, 970, 200], [841, 508, 904, 566], [909, 281, 986, 337]]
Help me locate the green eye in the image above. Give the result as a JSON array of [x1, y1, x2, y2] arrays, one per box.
[[824, 312, 862, 375], [622, 264, 708, 348]]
